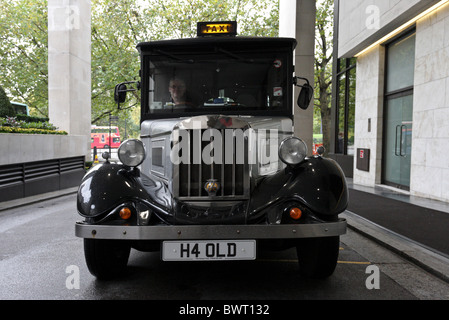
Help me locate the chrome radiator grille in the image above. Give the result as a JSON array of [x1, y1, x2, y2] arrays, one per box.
[[174, 129, 250, 200]]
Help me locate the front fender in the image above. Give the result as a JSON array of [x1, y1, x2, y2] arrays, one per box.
[[77, 163, 172, 218], [249, 157, 348, 218]]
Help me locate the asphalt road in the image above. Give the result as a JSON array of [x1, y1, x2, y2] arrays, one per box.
[[0, 194, 448, 304]]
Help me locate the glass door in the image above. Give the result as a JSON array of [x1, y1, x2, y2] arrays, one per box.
[[382, 31, 415, 190], [383, 94, 413, 189]]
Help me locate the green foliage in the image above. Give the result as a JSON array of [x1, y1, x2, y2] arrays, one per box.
[[0, 0, 48, 117], [90, 0, 279, 138], [0, 115, 66, 135], [0, 126, 67, 135], [313, 0, 334, 153], [1, 0, 279, 139], [15, 114, 49, 123], [0, 85, 16, 117]]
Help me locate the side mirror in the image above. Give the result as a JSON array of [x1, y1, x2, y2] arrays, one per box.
[[297, 83, 313, 110], [294, 77, 314, 110], [114, 83, 127, 104]]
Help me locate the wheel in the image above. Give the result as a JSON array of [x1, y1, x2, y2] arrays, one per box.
[[296, 236, 340, 279], [84, 239, 131, 280]]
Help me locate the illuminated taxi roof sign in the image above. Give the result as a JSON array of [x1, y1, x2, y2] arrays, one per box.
[[197, 21, 237, 37]]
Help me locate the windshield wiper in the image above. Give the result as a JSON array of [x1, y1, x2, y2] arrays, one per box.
[[154, 49, 195, 64]]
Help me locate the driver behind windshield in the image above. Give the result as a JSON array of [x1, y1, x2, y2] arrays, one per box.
[[168, 77, 195, 107]]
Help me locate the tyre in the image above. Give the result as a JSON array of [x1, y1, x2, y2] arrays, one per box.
[[84, 239, 131, 280], [296, 236, 340, 279]]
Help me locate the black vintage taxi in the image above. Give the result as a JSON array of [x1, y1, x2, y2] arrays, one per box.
[[75, 22, 348, 280]]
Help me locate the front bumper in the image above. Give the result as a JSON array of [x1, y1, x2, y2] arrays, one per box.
[[75, 219, 347, 240]]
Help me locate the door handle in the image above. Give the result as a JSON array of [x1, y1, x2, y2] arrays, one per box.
[[400, 125, 407, 157], [395, 125, 401, 156]]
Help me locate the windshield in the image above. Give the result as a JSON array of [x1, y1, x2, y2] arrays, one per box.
[[145, 49, 290, 116]]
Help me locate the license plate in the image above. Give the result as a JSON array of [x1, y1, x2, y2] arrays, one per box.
[[162, 240, 256, 261]]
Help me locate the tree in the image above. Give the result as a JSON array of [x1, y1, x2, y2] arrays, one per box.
[[0, 85, 16, 117], [314, 0, 333, 154], [1, 0, 279, 138], [90, 0, 279, 138], [0, 0, 48, 117]]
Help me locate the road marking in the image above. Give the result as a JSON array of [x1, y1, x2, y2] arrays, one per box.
[[256, 259, 297, 263], [256, 259, 371, 265], [338, 261, 371, 265]]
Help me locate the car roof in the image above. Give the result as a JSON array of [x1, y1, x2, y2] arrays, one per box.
[[136, 36, 297, 53]]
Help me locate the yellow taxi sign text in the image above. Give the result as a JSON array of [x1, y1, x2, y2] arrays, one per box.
[[197, 21, 237, 37]]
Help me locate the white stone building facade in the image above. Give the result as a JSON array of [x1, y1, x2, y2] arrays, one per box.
[[335, 0, 449, 203]]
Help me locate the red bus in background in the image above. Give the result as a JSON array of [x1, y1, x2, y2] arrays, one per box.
[[91, 126, 121, 149], [312, 134, 323, 155]]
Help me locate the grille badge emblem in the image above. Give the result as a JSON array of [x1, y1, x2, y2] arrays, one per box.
[[204, 179, 220, 196]]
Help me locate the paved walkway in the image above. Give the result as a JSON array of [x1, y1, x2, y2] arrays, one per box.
[[345, 179, 449, 283]]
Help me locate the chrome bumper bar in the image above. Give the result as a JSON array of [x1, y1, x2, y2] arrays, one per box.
[[75, 219, 347, 240]]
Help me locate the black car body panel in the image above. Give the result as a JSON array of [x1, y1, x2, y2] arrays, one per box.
[[77, 163, 171, 219], [249, 157, 348, 222], [77, 155, 348, 225]]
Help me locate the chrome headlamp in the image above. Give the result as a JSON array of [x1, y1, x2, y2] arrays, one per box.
[[279, 137, 308, 166], [118, 139, 146, 167]]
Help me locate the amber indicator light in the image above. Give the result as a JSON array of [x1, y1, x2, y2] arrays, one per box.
[[119, 207, 132, 220], [289, 207, 302, 220]]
